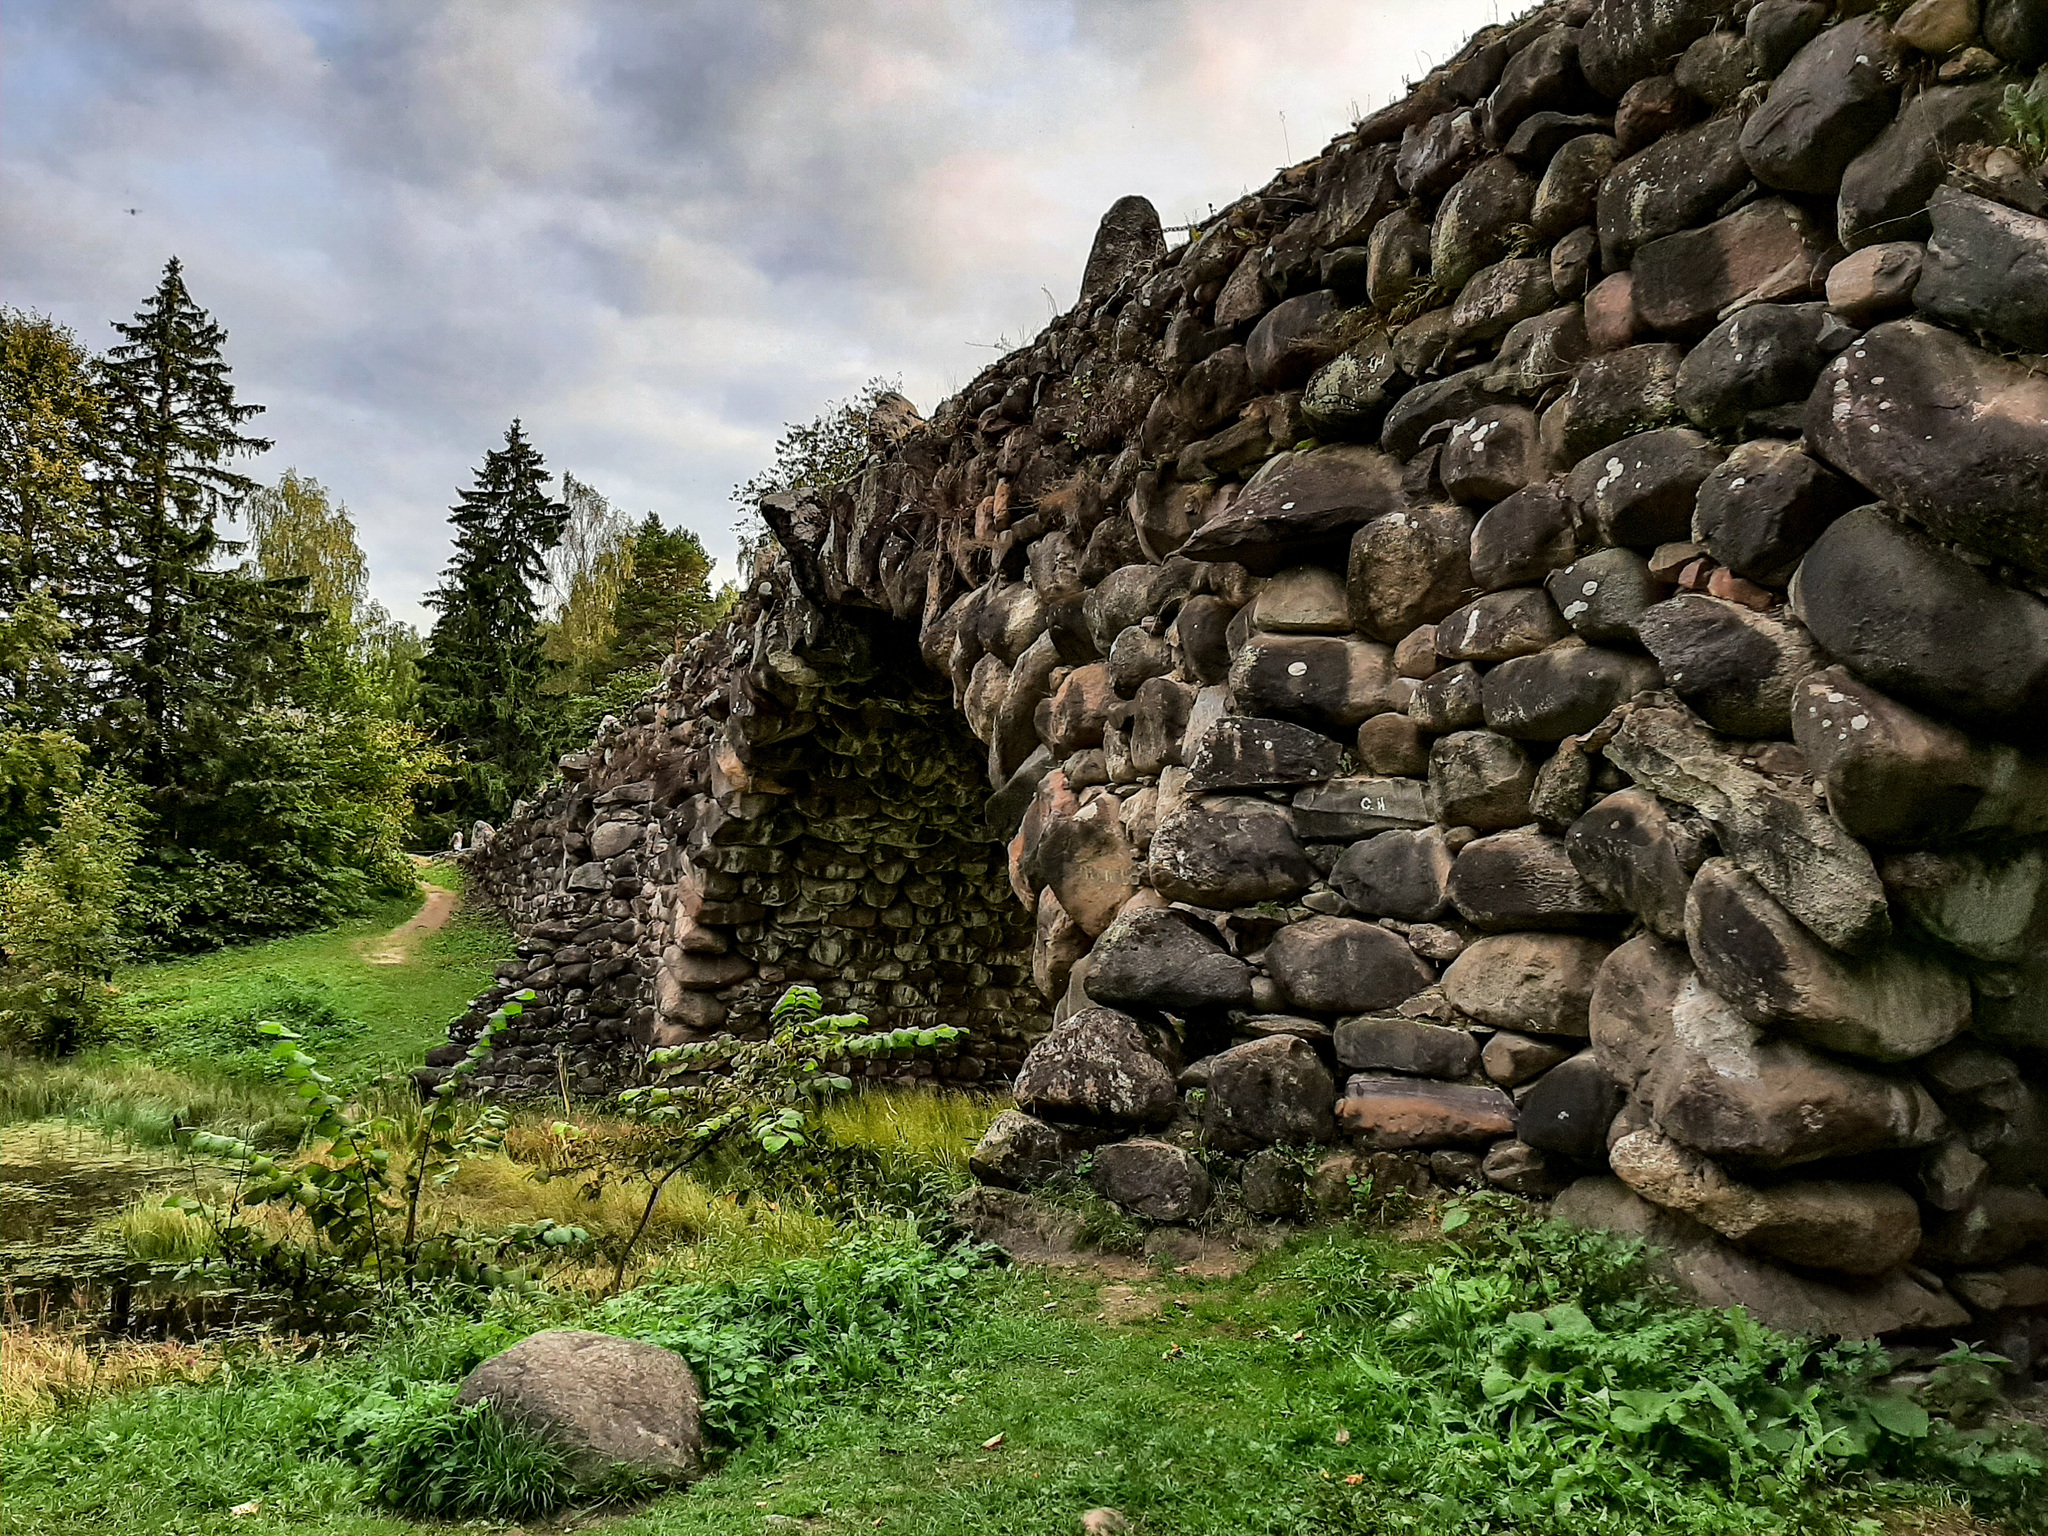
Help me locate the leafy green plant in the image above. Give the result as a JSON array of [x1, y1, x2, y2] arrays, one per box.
[[0, 770, 146, 1053], [168, 988, 585, 1320], [2003, 71, 2048, 166], [364, 1384, 594, 1520], [557, 984, 964, 1292]]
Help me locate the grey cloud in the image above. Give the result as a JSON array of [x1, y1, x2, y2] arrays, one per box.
[[4, 0, 1496, 620]]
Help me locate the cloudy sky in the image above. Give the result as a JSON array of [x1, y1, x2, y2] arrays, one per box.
[[6, 0, 1499, 624]]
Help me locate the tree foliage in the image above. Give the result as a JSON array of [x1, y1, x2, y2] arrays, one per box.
[[0, 772, 146, 1054], [607, 513, 716, 673], [416, 421, 568, 829]]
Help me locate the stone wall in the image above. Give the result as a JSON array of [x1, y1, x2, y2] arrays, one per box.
[[457, 0, 2048, 1344]]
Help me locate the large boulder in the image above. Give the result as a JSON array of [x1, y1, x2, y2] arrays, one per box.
[[1084, 907, 1255, 1011], [1266, 915, 1436, 1014], [1177, 445, 1404, 574], [1229, 634, 1407, 733], [1091, 1139, 1213, 1222], [1804, 320, 2048, 586], [1739, 15, 1904, 194], [1887, 844, 2048, 966], [1838, 84, 2004, 249], [1567, 787, 1713, 940], [1564, 427, 1724, 549], [1917, 187, 2048, 353], [1443, 932, 1612, 1036], [1554, 1177, 1968, 1336], [1480, 646, 1661, 740], [1471, 484, 1580, 591], [1608, 1128, 1922, 1277], [1547, 548, 1662, 644], [1690, 439, 1859, 586], [1290, 775, 1433, 840], [1432, 156, 1538, 291], [1332, 827, 1456, 921], [1347, 503, 1480, 642], [1633, 596, 1819, 739], [971, 1110, 1083, 1189], [1080, 195, 1167, 302], [1149, 795, 1314, 908], [1790, 506, 2048, 741], [1792, 667, 2048, 846], [1675, 302, 1854, 436], [1013, 1006, 1181, 1128], [1630, 199, 1834, 335], [1602, 704, 1889, 952], [1185, 716, 1344, 792], [1434, 590, 1573, 664], [455, 1331, 703, 1487], [1596, 114, 1752, 269], [1203, 1035, 1338, 1150], [1580, 0, 1724, 98], [1334, 1016, 1481, 1078], [1541, 344, 1684, 463], [1448, 829, 1621, 931], [1683, 858, 1970, 1063], [1036, 793, 1140, 938]]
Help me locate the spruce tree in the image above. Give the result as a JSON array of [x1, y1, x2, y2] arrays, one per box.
[[606, 514, 715, 672], [91, 258, 306, 781], [418, 420, 568, 823]]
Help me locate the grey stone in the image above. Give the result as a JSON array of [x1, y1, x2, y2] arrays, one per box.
[[1472, 484, 1581, 592], [1565, 428, 1725, 550], [1185, 716, 1344, 792], [1675, 303, 1855, 436], [1839, 85, 2004, 249], [1432, 156, 1538, 291], [1332, 826, 1457, 922], [1518, 1051, 1625, 1159], [1483, 1030, 1578, 1086], [1674, 30, 1756, 108], [1443, 931, 1613, 1036], [1397, 108, 1482, 200], [1885, 844, 2048, 966], [1367, 206, 1434, 310], [1085, 907, 1256, 1011], [1178, 444, 1405, 575], [1290, 775, 1434, 840], [1791, 667, 2048, 845], [1919, 1186, 2048, 1268], [1684, 857, 1970, 1063], [1596, 114, 1753, 270], [1434, 589, 1572, 663], [1532, 134, 1620, 240], [1081, 194, 1167, 303], [1239, 1147, 1305, 1217], [1567, 787, 1714, 940], [1480, 645, 1662, 740], [1014, 1006, 1181, 1128], [1555, 1176, 1969, 1336], [1448, 829, 1622, 931], [1634, 595, 1819, 739], [1441, 405, 1544, 502], [1410, 661, 1486, 733], [455, 1331, 703, 1487], [1337, 1073, 1518, 1147], [1806, 320, 2048, 585], [1248, 290, 1364, 390], [1301, 331, 1404, 440], [1347, 503, 1480, 643], [1228, 633, 1406, 733], [1588, 932, 1692, 1095], [971, 1110, 1081, 1189], [1129, 677, 1196, 777], [1540, 344, 1684, 464], [1987, 0, 2048, 66], [1428, 729, 1538, 830], [1484, 26, 1596, 142], [1547, 548, 1661, 643], [1581, 0, 1725, 98], [1740, 15, 1905, 195], [1631, 199, 1835, 335], [1824, 240, 1923, 321], [1690, 439, 1859, 586], [1614, 72, 1698, 155], [1790, 506, 2048, 740], [1493, 302, 1593, 395], [1484, 1138, 1572, 1195], [1608, 1129, 1923, 1275], [1603, 703, 1890, 952], [1203, 1035, 1338, 1150], [1334, 1016, 1480, 1078], [1267, 915, 1437, 1014], [1092, 1138, 1213, 1222], [1917, 186, 2048, 353], [1746, 0, 1828, 77], [1357, 711, 1431, 776], [1381, 367, 1498, 460]]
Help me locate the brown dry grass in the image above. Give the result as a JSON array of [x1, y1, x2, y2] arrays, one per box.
[[0, 1310, 228, 1434]]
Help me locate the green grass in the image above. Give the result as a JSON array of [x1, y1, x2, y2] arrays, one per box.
[[3, 1214, 2042, 1536], [0, 874, 511, 1144]]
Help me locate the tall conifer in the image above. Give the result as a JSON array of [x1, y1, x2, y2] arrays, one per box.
[[418, 420, 568, 821]]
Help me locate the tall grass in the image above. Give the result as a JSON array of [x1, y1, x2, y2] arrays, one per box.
[[820, 1085, 1007, 1189], [0, 1315, 224, 1435], [0, 1058, 294, 1144]]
